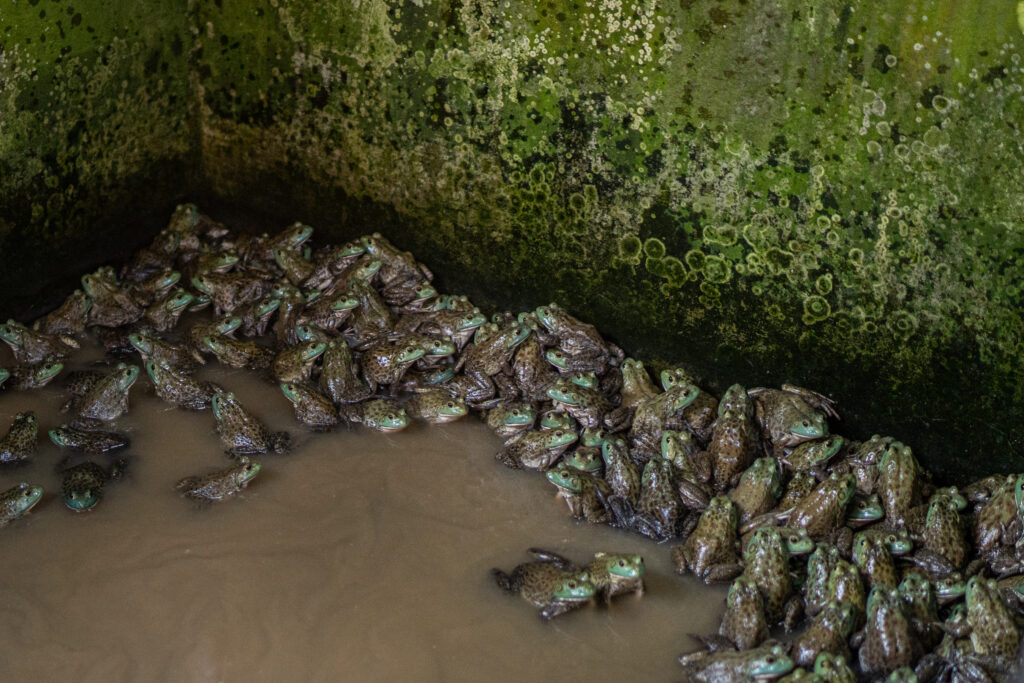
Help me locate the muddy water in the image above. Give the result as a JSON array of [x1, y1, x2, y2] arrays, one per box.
[[0, 342, 723, 681]]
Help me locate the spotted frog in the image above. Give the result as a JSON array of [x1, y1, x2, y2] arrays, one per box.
[[0, 482, 44, 528], [176, 458, 262, 502], [671, 495, 742, 583], [212, 390, 291, 456], [0, 411, 38, 464]]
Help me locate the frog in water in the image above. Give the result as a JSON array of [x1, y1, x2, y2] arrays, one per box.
[[271, 341, 326, 383], [858, 585, 921, 676], [176, 457, 262, 502], [0, 411, 38, 464], [3, 360, 64, 390], [60, 456, 129, 511], [717, 576, 769, 650], [786, 472, 856, 542], [63, 362, 139, 424], [212, 390, 291, 456], [318, 340, 374, 405], [791, 600, 856, 668], [748, 384, 838, 456], [0, 482, 44, 528], [339, 398, 410, 432], [491, 551, 596, 620], [484, 402, 535, 439], [201, 335, 275, 370], [129, 332, 199, 373], [360, 340, 427, 392], [145, 360, 218, 411], [49, 424, 130, 454], [495, 428, 577, 471], [545, 465, 612, 524], [33, 288, 92, 338], [0, 318, 75, 364], [679, 644, 794, 682], [280, 382, 339, 431], [671, 495, 743, 584], [404, 390, 468, 424], [525, 548, 645, 603]]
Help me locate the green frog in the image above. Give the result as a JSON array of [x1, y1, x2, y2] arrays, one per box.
[[274, 247, 313, 286], [786, 472, 856, 542], [718, 575, 769, 650], [965, 576, 1020, 659], [63, 362, 139, 423], [562, 446, 603, 477], [805, 544, 843, 618], [782, 435, 845, 474], [145, 360, 217, 410], [897, 573, 941, 649], [2, 361, 64, 390], [618, 358, 659, 410], [584, 552, 645, 602], [129, 331, 199, 372], [305, 240, 365, 291], [538, 408, 574, 431], [190, 271, 265, 315], [791, 600, 856, 668], [679, 644, 794, 682], [382, 278, 437, 310], [143, 287, 195, 332], [272, 341, 327, 383], [491, 555, 596, 620], [201, 335, 275, 370], [748, 384, 838, 456], [877, 441, 923, 527], [671, 495, 742, 583], [778, 470, 819, 511], [0, 482, 44, 528], [212, 390, 291, 456], [825, 560, 867, 628], [33, 288, 92, 338], [0, 318, 75, 364], [81, 269, 143, 327], [546, 378, 613, 430], [707, 390, 759, 491], [299, 292, 358, 333], [601, 437, 641, 506], [484, 402, 535, 439], [128, 268, 181, 307], [853, 527, 914, 557], [280, 381, 339, 430], [730, 457, 782, 525], [456, 322, 531, 395], [854, 534, 898, 590], [0, 411, 38, 464], [48, 424, 130, 454], [495, 428, 577, 471], [405, 390, 468, 424], [396, 308, 486, 353], [271, 283, 307, 347], [628, 384, 700, 460], [339, 398, 410, 432], [917, 490, 968, 571], [360, 340, 427, 392], [811, 653, 855, 683], [858, 585, 920, 676], [359, 233, 433, 288], [534, 303, 614, 367], [543, 347, 606, 375], [742, 527, 797, 623], [176, 457, 262, 502], [186, 315, 242, 362], [60, 457, 128, 511], [846, 493, 885, 527], [973, 476, 1023, 554], [545, 465, 613, 523], [318, 340, 374, 405], [617, 456, 682, 540], [236, 294, 282, 337]]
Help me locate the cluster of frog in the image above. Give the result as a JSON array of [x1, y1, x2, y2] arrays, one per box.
[[1, 205, 1023, 680]]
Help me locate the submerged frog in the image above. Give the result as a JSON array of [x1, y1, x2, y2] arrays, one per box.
[[0, 411, 38, 464], [671, 495, 742, 583], [546, 465, 613, 524], [60, 457, 128, 511], [749, 384, 837, 455], [496, 428, 577, 471], [212, 390, 291, 456], [718, 576, 769, 650], [280, 382, 339, 431], [145, 360, 217, 411], [3, 360, 64, 390], [405, 390, 468, 424], [339, 398, 410, 432], [491, 554, 596, 620], [176, 457, 262, 502], [0, 318, 75, 364], [679, 644, 794, 682], [0, 482, 44, 528], [63, 362, 139, 423]]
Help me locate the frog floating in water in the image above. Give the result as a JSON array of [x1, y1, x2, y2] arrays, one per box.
[[339, 398, 410, 432], [404, 390, 468, 424], [545, 465, 613, 524], [280, 381, 339, 431], [0, 318, 76, 363], [62, 362, 139, 424], [176, 457, 262, 502], [0, 411, 38, 464], [679, 644, 794, 682], [671, 495, 743, 584], [0, 482, 44, 528], [491, 550, 596, 620], [48, 424, 130, 454], [60, 456, 129, 512], [3, 360, 64, 390], [145, 360, 218, 411], [212, 390, 291, 456], [524, 548, 645, 603]]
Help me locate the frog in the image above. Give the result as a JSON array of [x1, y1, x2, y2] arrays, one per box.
[[128, 268, 181, 308], [455, 321, 531, 394], [742, 527, 798, 623], [661, 378, 719, 444], [508, 335, 560, 402], [545, 465, 613, 524], [729, 457, 783, 525], [404, 390, 468, 424], [853, 527, 914, 557], [143, 287, 195, 332], [81, 270, 143, 327], [534, 302, 615, 368], [805, 544, 843, 618], [824, 561, 868, 629], [678, 644, 794, 682], [583, 552, 645, 602], [179, 247, 239, 284], [234, 294, 282, 337], [717, 576, 769, 650], [858, 585, 921, 676], [832, 433, 893, 495], [346, 275, 396, 346], [661, 429, 713, 493], [0, 411, 38, 464], [538, 408, 574, 431], [397, 362, 457, 394], [33, 288, 92, 338], [876, 441, 923, 528], [271, 283, 308, 347], [356, 340, 425, 393], [274, 247, 314, 286], [186, 315, 242, 362], [546, 378, 614, 430], [778, 470, 819, 511], [0, 482, 44, 528], [791, 600, 856, 668], [845, 493, 885, 528], [4, 360, 64, 390], [706, 386, 760, 491], [145, 360, 217, 410], [176, 457, 262, 502], [318, 339, 374, 405], [811, 653, 855, 683], [0, 368, 7, 389], [398, 333, 457, 366], [236, 222, 313, 269], [190, 271, 265, 315], [617, 358, 659, 411], [0, 318, 75, 363], [339, 398, 410, 432], [786, 471, 856, 542], [63, 362, 139, 423], [628, 384, 701, 461], [495, 428, 577, 471], [897, 573, 942, 649], [748, 384, 838, 456], [613, 456, 682, 540], [670, 495, 743, 583], [359, 233, 433, 288], [484, 402, 535, 439], [601, 436, 642, 506], [129, 331, 199, 372], [201, 335, 275, 370], [300, 292, 359, 333], [271, 341, 327, 383], [395, 307, 486, 353], [60, 456, 128, 511], [212, 390, 291, 456], [562, 446, 604, 477], [965, 576, 1020, 659], [490, 554, 596, 620], [305, 240, 365, 291], [280, 381, 339, 431], [853, 533, 899, 590], [973, 476, 1023, 554], [781, 435, 846, 474], [543, 347, 607, 375], [48, 424, 130, 454], [381, 278, 437, 309], [916, 489, 968, 572]]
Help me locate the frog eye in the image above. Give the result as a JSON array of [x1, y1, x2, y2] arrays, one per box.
[[618, 560, 626, 567], [801, 421, 810, 428]]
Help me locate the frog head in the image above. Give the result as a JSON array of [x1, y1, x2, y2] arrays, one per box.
[[499, 404, 535, 428], [0, 319, 25, 348], [280, 222, 314, 248], [211, 391, 238, 421], [545, 466, 583, 494], [562, 448, 603, 475], [659, 367, 697, 392], [580, 427, 609, 447], [213, 316, 244, 335], [352, 258, 382, 281], [780, 528, 815, 556], [812, 653, 853, 680], [330, 295, 359, 312], [547, 379, 585, 407], [364, 401, 410, 432], [114, 363, 140, 391], [597, 553, 645, 580], [28, 361, 63, 385], [543, 429, 578, 450], [298, 341, 328, 363], [253, 295, 282, 317], [544, 349, 572, 370], [455, 309, 487, 332], [64, 486, 101, 512], [150, 270, 181, 292], [294, 325, 329, 344], [743, 645, 794, 679], [162, 288, 195, 312], [419, 337, 455, 357], [533, 303, 565, 332], [846, 493, 885, 525], [9, 482, 44, 516], [551, 573, 596, 602], [934, 574, 966, 602], [232, 458, 263, 486], [48, 425, 73, 447], [538, 409, 573, 431], [570, 372, 598, 389]]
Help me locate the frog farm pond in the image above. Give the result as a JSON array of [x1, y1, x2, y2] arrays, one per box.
[[1, 205, 1023, 681]]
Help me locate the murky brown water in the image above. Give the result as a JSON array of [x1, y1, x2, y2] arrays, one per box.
[[0, 341, 723, 681]]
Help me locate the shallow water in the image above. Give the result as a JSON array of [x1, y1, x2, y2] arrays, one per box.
[[0, 341, 724, 681]]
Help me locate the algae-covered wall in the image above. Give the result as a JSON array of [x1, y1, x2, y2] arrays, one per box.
[[193, 0, 1024, 479], [0, 0, 196, 315]]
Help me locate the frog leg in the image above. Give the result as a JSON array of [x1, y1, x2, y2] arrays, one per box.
[[526, 548, 577, 571], [539, 598, 587, 621], [701, 563, 745, 585], [782, 594, 805, 633]]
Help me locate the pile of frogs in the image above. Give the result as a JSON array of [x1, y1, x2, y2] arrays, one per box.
[[2, 204, 1023, 681]]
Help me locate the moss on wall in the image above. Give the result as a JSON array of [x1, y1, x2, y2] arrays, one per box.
[[0, 1, 196, 315]]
